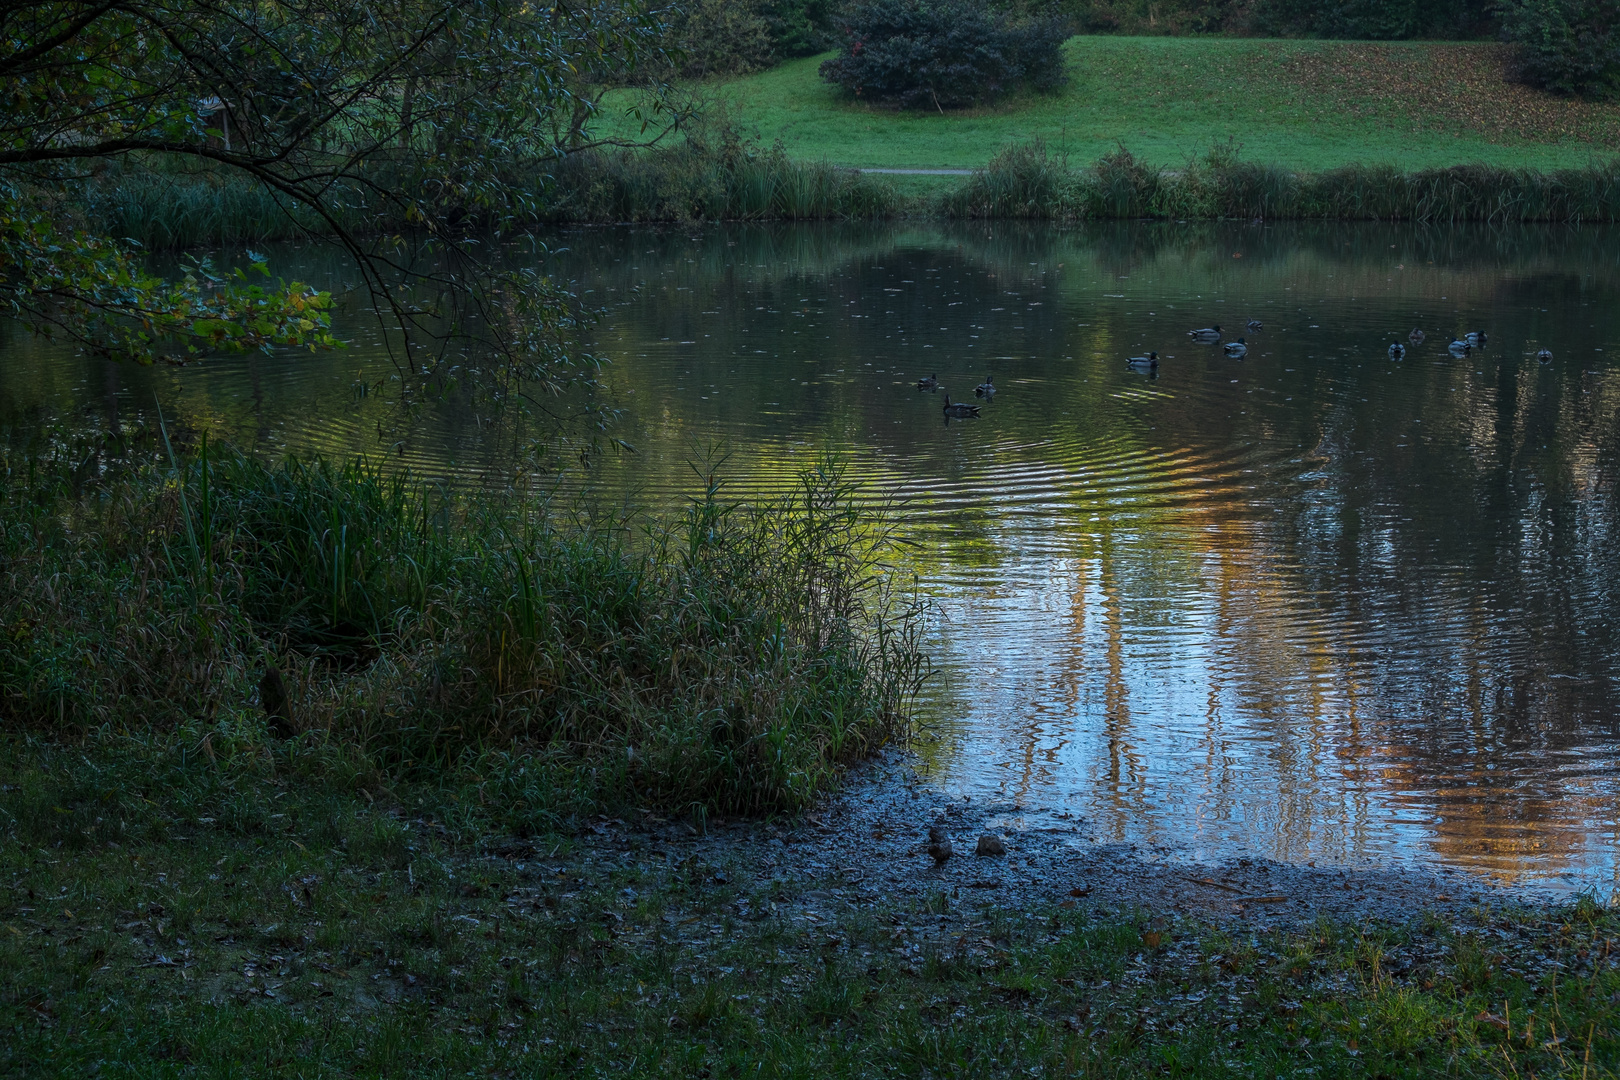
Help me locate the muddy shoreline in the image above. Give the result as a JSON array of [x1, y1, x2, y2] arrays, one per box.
[[529, 751, 1550, 932]]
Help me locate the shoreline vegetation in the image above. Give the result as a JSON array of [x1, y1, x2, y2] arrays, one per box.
[[0, 435, 925, 825], [75, 138, 1620, 250]]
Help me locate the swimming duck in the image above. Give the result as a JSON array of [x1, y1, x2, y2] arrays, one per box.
[[1223, 338, 1248, 358], [1388, 342, 1406, 361], [974, 375, 996, 398], [1465, 330, 1488, 348], [1246, 319, 1263, 331], [1537, 348, 1553, 364], [1409, 328, 1426, 345], [942, 395, 981, 418], [1447, 338, 1471, 356], [1126, 351, 1159, 370], [1188, 324, 1222, 343], [917, 373, 939, 390]]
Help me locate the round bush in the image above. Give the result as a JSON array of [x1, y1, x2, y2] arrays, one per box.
[[1500, 0, 1620, 100], [818, 0, 1069, 110]]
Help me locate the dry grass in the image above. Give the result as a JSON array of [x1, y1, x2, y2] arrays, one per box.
[[1277, 42, 1618, 146]]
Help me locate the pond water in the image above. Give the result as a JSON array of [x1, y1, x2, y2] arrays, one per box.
[[7, 221, 1620, 895]]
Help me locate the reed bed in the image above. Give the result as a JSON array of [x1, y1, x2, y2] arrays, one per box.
[[85, 166, 327, 248], [69, 138, 1620, 245], [542, 143, 899, 223], [945, 140, 1620, 223], [0, 433, 925, 822]]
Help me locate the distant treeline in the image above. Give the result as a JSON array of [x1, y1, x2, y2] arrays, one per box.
[[671, 0, 1499, 77], [1051, 0, 1494, 38]]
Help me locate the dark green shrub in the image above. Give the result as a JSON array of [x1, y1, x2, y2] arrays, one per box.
[[764, 0, 840, 56], [1499, 0, 1620, 99], [819, 0, 1070, 109], [666, 0, 775, 78]]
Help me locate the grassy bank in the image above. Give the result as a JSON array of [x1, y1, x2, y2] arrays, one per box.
[[50, 36, 1620, 244], [0, 431, 924, 824], [5, 734, 1620, 1078], [674, 37, 1620, 171]]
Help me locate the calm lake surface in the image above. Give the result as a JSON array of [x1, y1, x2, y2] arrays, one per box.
[[7, 221, 1620, 894]]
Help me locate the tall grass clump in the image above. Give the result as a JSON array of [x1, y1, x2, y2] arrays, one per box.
[[546, 138, 898, 222], [0, 435, 926, 821], [939, 139, 1085, 219], [82, 159, 334, 248], [944, 139, 1620, 223]]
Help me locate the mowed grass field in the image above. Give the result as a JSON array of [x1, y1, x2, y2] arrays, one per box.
[[620, 36, 1620, 172]]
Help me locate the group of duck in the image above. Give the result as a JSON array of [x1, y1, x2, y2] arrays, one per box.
[[1127, 322, 1554, 373], [916, 372, 996, 417], [1386, 328, 1551, 364], [1126, 318, 1265, 372]]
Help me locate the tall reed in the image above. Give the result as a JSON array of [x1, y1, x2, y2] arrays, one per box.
[[945, 140, 1620, 223], [0, 438, 926, 818]]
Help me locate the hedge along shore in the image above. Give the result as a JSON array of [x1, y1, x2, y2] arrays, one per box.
[[71, 139, 1620, 251]]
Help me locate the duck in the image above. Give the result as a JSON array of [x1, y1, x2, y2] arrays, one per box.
[[1126, 351, 1159, 370], [1188, 324, 1222, 343], [942, 395, 981, 418], [1409, 328, 1426, 345], [1537, 348, 1553, 364], [1447, 338, 1471, 356], [1388, 342, 1406, 361], [917, 373, 939, 390], [927, 826, 953, 867], [1223, 338, 1248, 358], [974, 375, 996, 398], [1465, 330, 1488, 348], [1246, 319, 1263, 331]]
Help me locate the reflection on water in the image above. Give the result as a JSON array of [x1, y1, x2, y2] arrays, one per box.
[[6, 221, 1620, 892]]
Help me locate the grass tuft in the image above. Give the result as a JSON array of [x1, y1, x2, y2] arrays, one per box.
[[0, 434, 926, 824]]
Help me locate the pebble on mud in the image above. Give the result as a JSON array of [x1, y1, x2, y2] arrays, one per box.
[[975, 834, 1006, 857]]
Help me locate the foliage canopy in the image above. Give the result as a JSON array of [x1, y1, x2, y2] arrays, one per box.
[[0, 0, 671, 404], [819, 0, 1069, 110], [1498, 0, 1620, 100]]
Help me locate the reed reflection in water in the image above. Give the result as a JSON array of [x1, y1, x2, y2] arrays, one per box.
[[4, 220, 1620, 892]]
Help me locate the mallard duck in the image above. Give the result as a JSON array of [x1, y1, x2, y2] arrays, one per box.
[[1188, 324, 1222, 342], [1448, 338, 1471, 356], [974, 375, 996, 398], [942, 395, 981, 418], [1388, 342, 1406, 361], [1537, 348, 1553, 364], [1223, 338, 1248, 358], [1409, 328, 1426, 345], [1246, 319, 1263, 331], [1126, 351, 1159, 370], [1465, 330, 1488, 348], [917, 373, 939, 390]]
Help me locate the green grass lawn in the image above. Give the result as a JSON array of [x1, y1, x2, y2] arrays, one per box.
[[619, 37, 1620, 172], [8, 734, 1620, 1078]]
